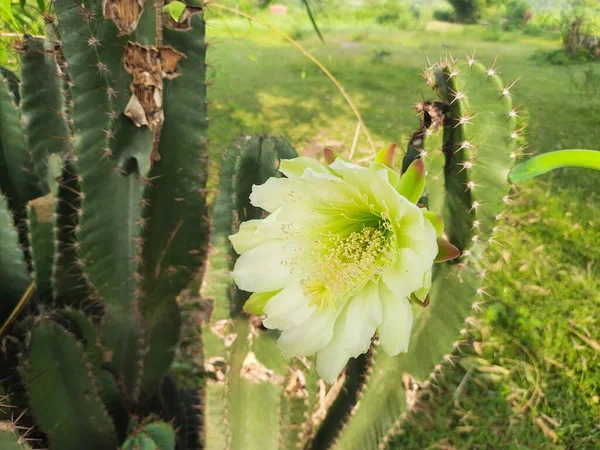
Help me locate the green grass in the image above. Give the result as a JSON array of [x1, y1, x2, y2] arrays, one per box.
[[204, 12, 600, 450]]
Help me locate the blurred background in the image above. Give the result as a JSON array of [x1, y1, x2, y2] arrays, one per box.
[[1, 0, 599, 448]]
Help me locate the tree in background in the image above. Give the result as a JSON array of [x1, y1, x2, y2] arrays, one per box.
[[446, 0, 489, 23], [561, 0, 600, 59]]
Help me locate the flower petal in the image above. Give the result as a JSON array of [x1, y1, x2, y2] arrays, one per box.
[[378, 282, 413, 355], [280, 157, 332, 179], [316, 281, 382, 382], [382, 247, 429, 298], [231, 240, 297, 292], [263, 282, 315, 330], [229, 220, 270, 254], [330, 158, 414, 221], [250, 177, 309, 213], [277, 304, 343, 357]]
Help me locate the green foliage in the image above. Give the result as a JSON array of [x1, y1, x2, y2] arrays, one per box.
[[446, 0, 488, 23], [375, 2, 421, 29], [503, 0, 531, 30], [433, 7, 455, 22], [561, 0, 600, 59]]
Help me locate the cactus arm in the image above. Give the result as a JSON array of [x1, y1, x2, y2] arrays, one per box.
[[19, 37, 71, 192], [204, 136, 305, 450], [225, 321, 283, 450], [51, 160, 92, 304], [27, 194, 56, 301], [0, 69, 40, 206], [139, 13, 209, 396], [508, 149, 600, 183], [53, 0, 157, 402], [20, 319, 118, 450], [154, 377, 204, 450], [0, 195, 29, 323], [326, 56, 516, 450], [422, 119, 446, 214], [450, 60, 515, 254], [122, 420, 176, 450]]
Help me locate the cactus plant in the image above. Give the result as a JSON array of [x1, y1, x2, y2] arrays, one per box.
[[0, 0, 521, 444], [0, 0, 208, 447]]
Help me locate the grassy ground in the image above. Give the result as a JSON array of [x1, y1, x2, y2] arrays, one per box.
[[204, 12, 600, 450]]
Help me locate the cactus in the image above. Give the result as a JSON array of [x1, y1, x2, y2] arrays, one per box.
[[320, 55, 519, 449], [122, 418, 176, 450], [0, 420, 33, 450], [202, 135, 324, 450], [0, 0, 521, 443], [0, 0, 209, 447]]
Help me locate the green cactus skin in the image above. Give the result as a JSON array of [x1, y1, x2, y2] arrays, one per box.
[[122, 418, 176, 450], [153, 377, 203, 450], [139, 13, 210, 398], [27, 194, 56, 302], [19, 37, 71, 192], [1, 0, 209, 447], [20, 318, 118, 450], [0, 69, 40, 208], [0, 421, 33, 450], [51, 159, 92, 305], [52, 0, 157, 403], [0, 195, 29, 322], [323, 56, 517, 450]]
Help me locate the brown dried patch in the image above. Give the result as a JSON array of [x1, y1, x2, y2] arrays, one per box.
[[284, 369, 308, 399], [160, 45, 186, 79], [0, 421, 15, 432], [210, 319, 237, 348], [103, 0, 146, 35], [415, 101, 448, 133], [240, 352, 283, 384], [123, 42, 186, 129], [28, 193, 55, 223], [204, 356, 227, 384]]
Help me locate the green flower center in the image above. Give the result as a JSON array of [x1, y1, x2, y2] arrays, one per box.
[[300, 218, 394, 309]]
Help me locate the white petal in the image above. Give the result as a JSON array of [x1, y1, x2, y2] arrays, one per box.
[[231, 240, 297, 292], [382, 248, 429, 298], [378, 282, 413, 355], [330, 158, 414, 221], [229, 220, 270, 254], [277, 305, 342, 357], [280, 157, 332, 179], [316, 282, 382, 382], [263, 282, 315, 330], [413, 269, 432, 302], [420, 219, 439, 263], [249, 177, 309, 213]]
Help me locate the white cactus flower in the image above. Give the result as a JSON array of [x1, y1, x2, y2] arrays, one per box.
[[229, 153, 458, 383]]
